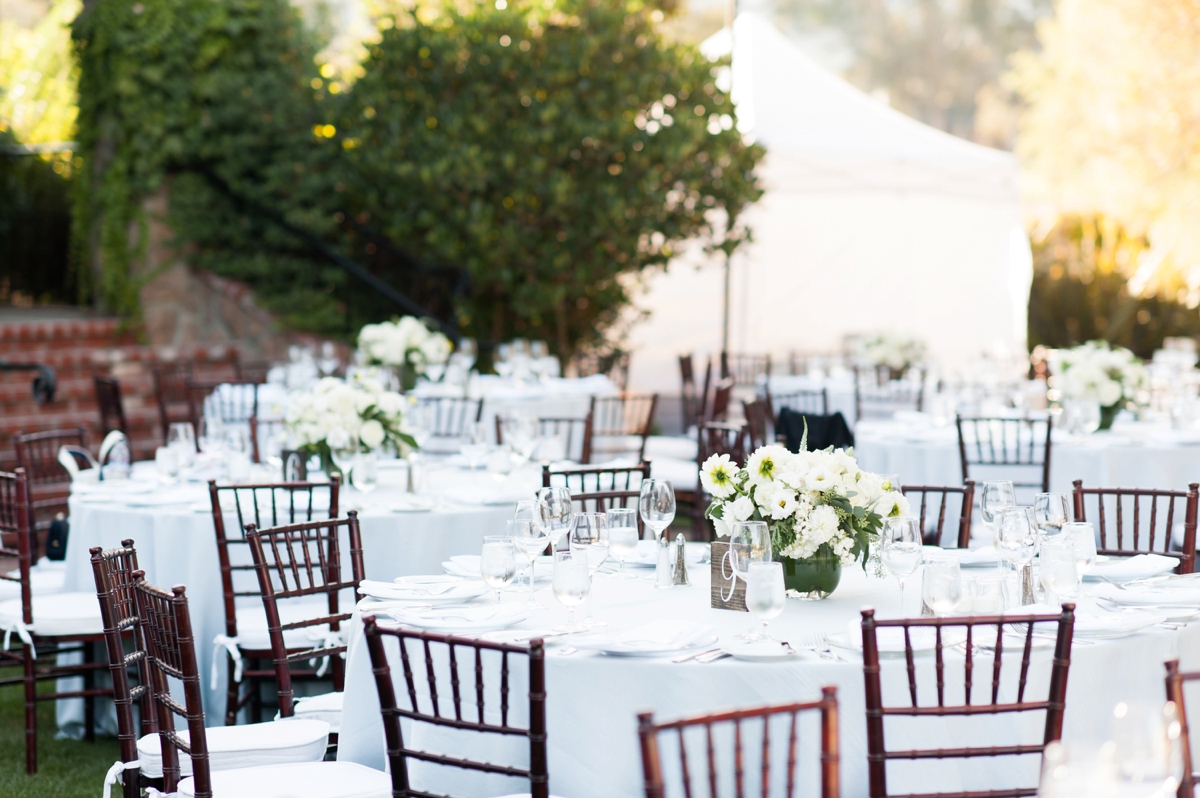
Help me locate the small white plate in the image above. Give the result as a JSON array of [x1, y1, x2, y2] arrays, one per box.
[[722, 641, 797, 662], [386, 605, 529, 635]]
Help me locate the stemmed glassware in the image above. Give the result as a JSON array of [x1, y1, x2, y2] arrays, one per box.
[[606, 508, 639, 577], [729, 521, 772, 638], [503, 415, 539, 466], [459, 421, 489, 469], [981, 480, 1017, 555], [1033, 492, 1072, 542], [921, 558, 963, 616], [744, 562, 786, 642], [197, 418, 224, 456], [552, 549, 591, 632], [1063, 521, 1098, 575], [536, 486, 574, 550], [508, 519, 547, 606], [882, 517, 923, 608], [224, 428, 252, 483], [998, 507, 1038, 602], [480, 535, 516, 604], [350, 450, 378, 495], [167, 422, 196, 468], [638, 479, 676, 543], [570, 512, 609, 627], [1039, 538, 1079, 606]]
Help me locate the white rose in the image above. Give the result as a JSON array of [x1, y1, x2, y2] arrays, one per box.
[[359, 419, 386, 449], [1097, 378, 1122, 408], [419, 334, 451, 366], [730, 495, 755, 522]]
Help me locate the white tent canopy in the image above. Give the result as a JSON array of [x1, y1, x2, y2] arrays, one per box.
[[625, 13, 1031, 392]]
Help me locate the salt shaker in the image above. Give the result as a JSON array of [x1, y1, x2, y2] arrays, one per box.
[[654, 535, 673, 588], [672, 532, 690, 586]]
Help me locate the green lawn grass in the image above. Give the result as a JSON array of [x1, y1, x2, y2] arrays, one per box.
[[0, 668, 121, 798]]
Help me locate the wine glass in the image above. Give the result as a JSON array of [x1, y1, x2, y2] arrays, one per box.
[[503, 415, 538, 466], [921, 558, 963, 616], [508, 519, 547, 606], [1039, 538, 1079, 606], [881, 517, 923, 605], [552, 549, 590, 632], [744, 561, 785, 642], [638, 479, 676, 543], [460, 421, 488, 469], [570, 512, 609, 627], [167, 422, 196, 466], [513, 499, 538, 525], [981, 480, 1017, 555], [197, 417, 224, 456], [729, 521, 772, 637], [606, 507, 639, 578], [536, 486, 574, 548], [330, 443, 357, 482], [224, 427, 252, 483], [997, 507, 1038, 578], [350, 450, 378, 495], [1033, 492, 1072, 542], [406, 402, 433, 451], [1063, 521, 1097, 574], [318, 341, 340, 377], [480, 535, 516, 604]]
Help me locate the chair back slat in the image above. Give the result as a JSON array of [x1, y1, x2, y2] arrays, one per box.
[[860, 606, 1075, 798], [766, 389, 828, 419], [854, 367, 924, 421], [1071, 481, 1198, 573], [637, 687, 840, 798], [244, 511, 365, 716], [956, 416, 1052, 495], [415, 396, 484, 438], [496, 414, 594, 464], [363, 619, 550, 798], [543, 462, 651, 535], [590, 394, 660, 462], [900, 482, 975, 548], [743, 399, 771, 450], [0, 470, 33, 624], [720, 352, 772, 388], [698, 422, 748, 467], [710, 378, 735, 423]]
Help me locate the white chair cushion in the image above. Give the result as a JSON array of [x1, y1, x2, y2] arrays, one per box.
[[0, 560, 67, 599], [178, 761, 391, 798], [649, 456, 700, 492], [0, 591, 102, 637], [137, 718, 329, 778], [645, 435, 699, 462], [291, 691, 343, 732], [234, 597, 331, 651]]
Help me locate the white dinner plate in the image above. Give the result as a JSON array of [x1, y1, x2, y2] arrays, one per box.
[[386, 604, 528, 635], [358, 578, 488, 605], [572, 621, 718, 657]]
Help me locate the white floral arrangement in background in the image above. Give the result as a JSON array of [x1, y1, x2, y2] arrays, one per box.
[[1049, 340, 1146, 409], [357, 316, 452, 375], [285, 377, 416, 463], [701, 443, 903, 568], [852, 331, 927, 372]]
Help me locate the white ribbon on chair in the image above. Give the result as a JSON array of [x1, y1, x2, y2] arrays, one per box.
[[3, 619, 35, 658], [304, 628, 345, 679], [211, 634, 243, 689], [102, 759, 141, 798]]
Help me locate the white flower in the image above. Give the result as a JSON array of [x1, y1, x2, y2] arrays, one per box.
[[712, 515, 731, 538], [419, 334, 452, 366], [326, 426, 351, 449], [804, 466, 838, 493], [874, 491, 910, 519], [768, 488, 798, 520], [807, 505, 839, 546], [745, 445, 789, 489], [730, 495, 755, 522], [700, 454, 737, 499], [359, 419, 385, 449]]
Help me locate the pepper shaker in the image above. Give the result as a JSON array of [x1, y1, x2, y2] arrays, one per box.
[[672, 532, 691, 586]]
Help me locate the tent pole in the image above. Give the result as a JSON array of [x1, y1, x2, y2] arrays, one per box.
[[722, 251, 731, 354]]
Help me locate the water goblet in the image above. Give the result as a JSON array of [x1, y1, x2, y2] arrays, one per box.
[[570, 512, 609, 627], [536, 486, 574, 548], [744, 561, 786, 642], [981, 480, 1016, 555], [167, 422, 196, 468], [224, 427, 252, 483], [729, 521, 772, 638], [197, 417, 224, 456], [460, 421, 488, 469], [155, 446, 179, 478], [921, 558, 963, 616], [508, 520, 547, 606], [1033, 492, 1072, 542], [998, 507, 1039, 603], [350, 450, 378, 495], [638, 479, 676, 543], [882, 517, 923, 607], [1039, 538, 1079, 606], [606, 507, 639, 578], [1062, 521, 1097, 574], [480, 535, 516, 604], [552, 549, 591, 632]]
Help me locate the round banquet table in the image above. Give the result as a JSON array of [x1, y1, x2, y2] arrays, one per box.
[[854, 417, 1200, 495], [335, 562, 1200, 798], [58, 460, 542, 726]]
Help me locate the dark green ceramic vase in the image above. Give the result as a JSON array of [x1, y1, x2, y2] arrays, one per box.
[[780, 548, 842, 600]]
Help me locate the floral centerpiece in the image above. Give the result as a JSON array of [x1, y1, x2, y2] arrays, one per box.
[[852, 331, 927, 377], [285, 377, 416, 473], [357, 316, 452, 390], [1049, 341, 1147, 431], [701, 441, 906, 599]]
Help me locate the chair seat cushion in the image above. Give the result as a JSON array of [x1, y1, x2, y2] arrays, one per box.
[[234, 597, 332, 651], [0, 559, 67, 600], [649, 456, 699, 492], [137, 718, 329, 778], [292, 691, 343, 732], [0, 591, 102, 637], [645, 435, 699, 462], [178, 761, 392, 798]]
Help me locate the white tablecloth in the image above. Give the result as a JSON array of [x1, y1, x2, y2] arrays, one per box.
[[855, 418, 1200, 496], [335, 563, 1200, 797], [59, 461, 542, 726]]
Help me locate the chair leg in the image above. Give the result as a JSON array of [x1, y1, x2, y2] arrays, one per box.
[[250, 668, 263, 724], [84, 641, 96, 742], [225, 655, 239, 726], [23, 643, 37, 774]]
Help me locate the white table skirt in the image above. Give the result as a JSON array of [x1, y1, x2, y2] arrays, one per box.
[[855, 420, 1200, 496], [59, 464, 542, 727], [335, 565, 1200, 797]]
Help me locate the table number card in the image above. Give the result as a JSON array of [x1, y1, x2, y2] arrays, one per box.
[[710, 540, 747, 612]]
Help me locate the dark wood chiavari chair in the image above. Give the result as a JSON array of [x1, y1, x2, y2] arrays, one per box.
[[676, 422, 749, 537], [244, 512, 366, 726], [414, 395, 484, 439], [901, 481, 975, 548], [153, 361, 195, 443], [679, 354, 712, 431], [544, 461, 650, 536], [956, 415, 1053, 495], [93, 375, 128, 436], [133, 578, 386, 797], [0, 468, 111, 774], [89, 539, 157, 798], [496, 413, 595, 464], [743, 398, 773, 450], [188, 380, 262, 457], [720, 351, 772, 387], [1072, 480, 1199, 574], [363, 617, 551, 798], [854, 366, 925, 421], [575, 349, 630, 391], [767, 388, 829, 419], [13, 426, 87, 537], [638, 686, 841, 798], [1164, 659, 1200, 797], [860, 605, 1076, 798], [207, 478, 340, 724], [709, 377, 735, 423], [589, 393, 659, 462]]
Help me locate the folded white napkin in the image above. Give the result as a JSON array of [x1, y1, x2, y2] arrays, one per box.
[[1084, 553, 1178, 582], [390, 495, 436, 512], [390, 575, 462, 595], [1004, 602, 1159, 636], [573, 620, 715, 653], [1089, 581, 1200, 606], [443, 487, 535, 506], [387, 605, 527, 629], [925, 546, 999, 568], [358, 579, 484, 602]]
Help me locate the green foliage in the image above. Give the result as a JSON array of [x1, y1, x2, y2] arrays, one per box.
[[337, 0, 762, 353], [0, 132, 77, 304], [1028, 214, 1200, 359]]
